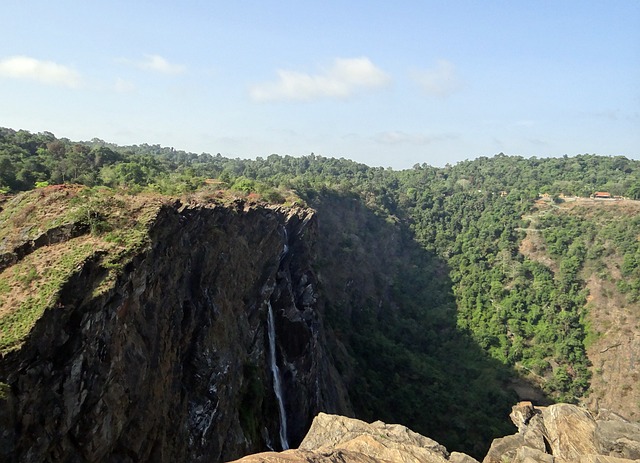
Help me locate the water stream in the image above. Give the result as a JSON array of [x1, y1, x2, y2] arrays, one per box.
[[280, 227, 289, 260], [267, 301, 289, 450]]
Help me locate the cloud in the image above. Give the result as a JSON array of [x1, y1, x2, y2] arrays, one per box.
[[121, 54, 186, 74], [0, 55, 82, 87], [375, 131, 456, 145], [114, 77, 136, 93], [250, 57, 390, 102], [513, 120, 536, 127], [527, 137, 550, 147], [411, 60, 462, 97]]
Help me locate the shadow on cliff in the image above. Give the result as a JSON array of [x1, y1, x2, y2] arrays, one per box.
[[302, 188, 550, 459]]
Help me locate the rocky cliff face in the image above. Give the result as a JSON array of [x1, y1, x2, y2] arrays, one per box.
[[0, 198, 350, 462]]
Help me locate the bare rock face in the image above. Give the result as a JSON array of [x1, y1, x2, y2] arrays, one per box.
[[0, 202, 350, 463], [230, 413, 478, 463], [484, 402, 640, 463], [232, 407, 640, 463]]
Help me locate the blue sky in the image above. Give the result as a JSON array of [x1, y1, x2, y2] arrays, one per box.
[[1, 1, 638, 169]]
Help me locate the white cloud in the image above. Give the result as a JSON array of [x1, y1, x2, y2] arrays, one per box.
[[114, 77, 136, 93], [411, 60, 462, 97], [375, 130, 456, 145], [513, 120, 536, 127], [0, 55, 82, 87], [121, 54, 186, 74], [250, 57, 390, 102]]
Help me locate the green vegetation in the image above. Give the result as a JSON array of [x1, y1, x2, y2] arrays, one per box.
[[2, 127, 640, 455], [0, 241, 97, 353], [238, 363, 266, 445], [0, 185, 171, 353], [0, 382, 9, 400]]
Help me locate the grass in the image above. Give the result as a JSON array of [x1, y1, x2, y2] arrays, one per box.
[[0, 240, 97, 353], [0, 186, 171, 354], [0, 382, 9, 400], [0, 183, 303, 354]]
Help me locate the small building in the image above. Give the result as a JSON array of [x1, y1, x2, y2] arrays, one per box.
[[592, 191, 612, 199]]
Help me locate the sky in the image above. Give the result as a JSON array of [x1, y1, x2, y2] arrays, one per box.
[[0, 1, 639, 169]]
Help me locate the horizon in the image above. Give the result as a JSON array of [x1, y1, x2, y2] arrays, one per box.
[[4, 124, 631, 173], [1, 1, 639, 169]]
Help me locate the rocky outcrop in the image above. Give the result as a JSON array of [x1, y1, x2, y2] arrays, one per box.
[[0, 200, 350, 462], [483, 402, 640, 463], [0, 221, 89, 271], [231, 405, 640, 463], [230, 413, 477, 463]]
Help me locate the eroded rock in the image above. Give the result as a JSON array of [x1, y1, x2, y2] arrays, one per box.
[[484, 403, 640, 463], [231, 413, 475, 463], [231, 405, 640, 463]]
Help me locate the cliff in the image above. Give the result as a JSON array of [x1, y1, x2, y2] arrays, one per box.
[[2, 185, 639, 463], [0, 187, 350, 462]]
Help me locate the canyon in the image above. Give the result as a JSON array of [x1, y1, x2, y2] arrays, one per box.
[[1, 180, 639, 462]]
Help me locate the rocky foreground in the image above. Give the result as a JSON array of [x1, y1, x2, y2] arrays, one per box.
[[231, 403, 640, 463]]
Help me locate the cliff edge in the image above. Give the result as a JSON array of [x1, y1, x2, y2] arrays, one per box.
[[0, 187, 350, 462]]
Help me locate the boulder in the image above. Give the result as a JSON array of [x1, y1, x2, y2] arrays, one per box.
[[231, 413, 479, 463], [232, 405, 640, 463], [484, 403, 640, 463], [595, 415, 640, 460], [541, 403, 599, 459]]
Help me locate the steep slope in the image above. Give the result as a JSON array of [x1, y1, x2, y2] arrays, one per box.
[[305, 190, 521, 456], [0, 186, 349, 462], [519, 198, 640, 419]]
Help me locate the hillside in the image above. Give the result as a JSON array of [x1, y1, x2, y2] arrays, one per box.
[[520, 198, 640, 418], [1, 127, 640, 460]]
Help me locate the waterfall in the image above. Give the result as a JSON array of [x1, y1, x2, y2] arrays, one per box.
[[267, 302, 289, 450], [280, 227, 289, 260]]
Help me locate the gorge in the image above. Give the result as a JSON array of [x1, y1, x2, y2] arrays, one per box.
[[1, 135, 640, 462]]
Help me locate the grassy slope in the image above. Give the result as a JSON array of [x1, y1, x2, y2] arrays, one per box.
[[520, 197, 640, 418], [0, 184, 303, 355], [0, 185, 169, 353]]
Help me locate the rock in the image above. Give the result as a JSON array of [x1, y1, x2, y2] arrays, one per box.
[[274, 405, 638, 463], [542, 403, 599, 459], [230, 448, 383, 463], [484, 403, 640, 463], [596, 415, 640, 459], [483, 433, 526, 463], [510, 401, 537, 431], [231, 413, 473, 463], [449, 452, 480, 463], [514, 447, 554, 463], [577, 456, 640, 463]]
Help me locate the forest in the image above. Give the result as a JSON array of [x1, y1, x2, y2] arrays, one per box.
[[2, 127, 640, 454]]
